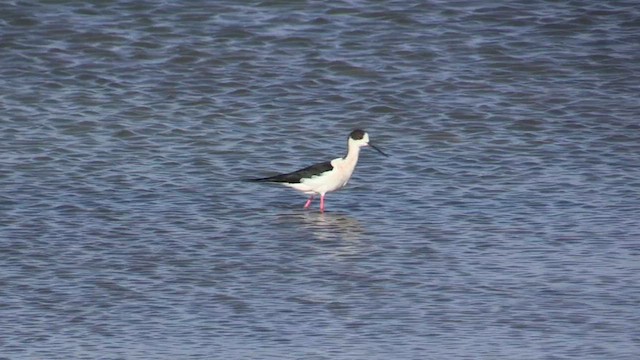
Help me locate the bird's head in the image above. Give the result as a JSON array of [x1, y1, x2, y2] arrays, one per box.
[[348, 129, 387, 156]]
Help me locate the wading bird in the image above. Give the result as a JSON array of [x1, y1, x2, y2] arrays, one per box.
[[247, 129, 387, 212]]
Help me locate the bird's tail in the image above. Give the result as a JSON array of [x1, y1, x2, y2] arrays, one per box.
[[242, 177, 276, 182], [243, 172, 294, 183]]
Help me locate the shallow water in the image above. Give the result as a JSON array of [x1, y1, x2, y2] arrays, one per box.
[[1, 1, 639, 359]]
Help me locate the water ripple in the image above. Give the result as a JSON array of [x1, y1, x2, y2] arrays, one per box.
[[1, 1, 639, 359]]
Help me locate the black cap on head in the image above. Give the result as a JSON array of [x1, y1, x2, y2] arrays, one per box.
[[349, 129, 366, 140]]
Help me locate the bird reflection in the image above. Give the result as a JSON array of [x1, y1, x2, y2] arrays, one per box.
[[297, 211, 365, 243]]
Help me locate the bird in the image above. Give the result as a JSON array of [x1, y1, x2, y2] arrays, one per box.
[[246, 129, 388, 212]]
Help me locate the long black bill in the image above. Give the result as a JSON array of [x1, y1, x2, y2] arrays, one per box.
[[369, 143, 388, 157]]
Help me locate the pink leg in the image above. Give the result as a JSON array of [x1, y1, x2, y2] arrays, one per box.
[[303, 195, 314, 209], [320, 194, 326, 212]]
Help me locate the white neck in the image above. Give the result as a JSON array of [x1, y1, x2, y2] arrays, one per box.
[[344, 140, 362, 165]]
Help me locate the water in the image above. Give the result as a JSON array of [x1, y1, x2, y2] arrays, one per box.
[[2, 1, 639, 359]]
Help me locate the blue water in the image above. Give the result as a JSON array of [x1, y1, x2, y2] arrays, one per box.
[[1, 1, 639, 359]]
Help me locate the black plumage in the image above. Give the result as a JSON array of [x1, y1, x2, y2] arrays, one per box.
[[247, 161, 333, 184], [349, 129, 365, 140]]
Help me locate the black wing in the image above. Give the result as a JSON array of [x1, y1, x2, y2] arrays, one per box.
[[246, 161, 333, 184]]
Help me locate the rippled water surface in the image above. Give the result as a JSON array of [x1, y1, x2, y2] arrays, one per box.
[[2, 1, 640, 359]]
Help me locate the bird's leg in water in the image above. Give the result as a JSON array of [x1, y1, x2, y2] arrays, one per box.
[[304, 195, 314, 209]]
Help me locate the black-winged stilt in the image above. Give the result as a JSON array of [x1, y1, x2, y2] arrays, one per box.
[[246, 129, 388, 212]]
